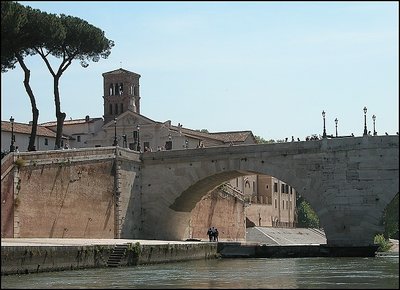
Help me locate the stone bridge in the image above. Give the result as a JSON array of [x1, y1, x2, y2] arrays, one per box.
[[140, 135, 399, 247], [1, 136, 398, 248]]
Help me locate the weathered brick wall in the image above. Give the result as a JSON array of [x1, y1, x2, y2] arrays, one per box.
[[189, 190, 245, 241], [1, 170, 14, 238], [14, 160, 115, 238]]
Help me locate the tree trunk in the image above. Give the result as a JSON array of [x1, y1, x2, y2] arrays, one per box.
[[53, 75, 66, 149], [16, 55, 39, 151]]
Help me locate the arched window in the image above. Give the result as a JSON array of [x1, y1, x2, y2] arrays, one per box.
[[109, 104, 113, 115], [119, 83, 123, 95], [109, 84, 114, 96], [114, 84, 119, 96]]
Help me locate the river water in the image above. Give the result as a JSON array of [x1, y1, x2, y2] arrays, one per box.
[[1, 256, 398, 289]]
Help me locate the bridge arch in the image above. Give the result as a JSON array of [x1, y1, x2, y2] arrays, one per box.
[[140, 136, 398, 247]]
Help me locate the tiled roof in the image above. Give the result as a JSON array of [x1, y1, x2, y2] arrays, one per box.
[[171, 126, 255, 145], [210, 131, 255, 143], [40, 117, 103, 127], [102, 68, 141, 77], [1, 121, 57, 138]]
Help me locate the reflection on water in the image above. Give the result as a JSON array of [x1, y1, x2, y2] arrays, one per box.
[[1, 256, 398, 289]]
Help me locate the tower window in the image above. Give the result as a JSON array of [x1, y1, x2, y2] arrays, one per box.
[[114, 84, 119, 96], [115, 103, 118, 115], [119, 83, 123, 95], [120, 103, 123, 113], [109, 84, 114, 96], [77, 136, 81, 142], [109, 104, 113, 115], [134, 86, 139, 96]]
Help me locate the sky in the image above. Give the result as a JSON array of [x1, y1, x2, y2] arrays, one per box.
[[1, 1, 398, 141]]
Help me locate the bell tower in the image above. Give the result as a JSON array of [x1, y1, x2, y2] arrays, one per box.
[[102, 68, 141, 124]]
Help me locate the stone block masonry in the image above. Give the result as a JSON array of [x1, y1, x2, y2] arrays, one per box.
[[1, 239, 218, 275]]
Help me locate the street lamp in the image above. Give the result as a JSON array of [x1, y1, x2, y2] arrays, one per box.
[[136, 124, 141, 152], [113, 117, 118, 146], [9, 116, 15, 152], [322, 110, 327, 138], [335, 118, 338, 137], [363, 106, 368, 136], [372, 115, 377, 136]]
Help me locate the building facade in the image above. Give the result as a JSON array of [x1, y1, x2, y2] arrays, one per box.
[[1, 68, 297, 240]]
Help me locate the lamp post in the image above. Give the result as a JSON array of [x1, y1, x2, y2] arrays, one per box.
[[113, 117, 118, 146], [9, 116, 15, 152], [363, 106, 368, 136], [322, 110, 327, 138], [136, 124, 141, 152], [335, 118, 338, 137], [372, 115, 376, 136]]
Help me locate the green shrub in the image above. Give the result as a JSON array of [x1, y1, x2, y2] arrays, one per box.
[[374, 234, 392, 252], [14, 158, 25, 168]]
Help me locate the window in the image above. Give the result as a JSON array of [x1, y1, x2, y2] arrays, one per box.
[[120, 103, 123, 113], [77, 136, 81, 142], [109, 104, 113, 115], [274, 199, 277, 208], [281, 184, 285, 193], [282, 200, 285, 209], [274, 182, 278, 193], [286, 184, 289, 194], [165, 141, 172, 150], [44, 138, 48, 146]]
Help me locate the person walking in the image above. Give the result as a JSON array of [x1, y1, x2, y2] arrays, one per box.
[[207, 227, 213, 242]]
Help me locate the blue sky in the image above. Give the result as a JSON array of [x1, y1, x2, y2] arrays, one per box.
[[1, 1, 398, 140]]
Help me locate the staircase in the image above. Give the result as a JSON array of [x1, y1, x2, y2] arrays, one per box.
[[106, 244, 128, 267]]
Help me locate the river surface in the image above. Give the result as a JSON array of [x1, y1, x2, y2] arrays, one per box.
[[1, 256, 398, 289]]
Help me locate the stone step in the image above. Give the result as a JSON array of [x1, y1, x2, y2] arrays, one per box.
[[106, 244, 128, 267]]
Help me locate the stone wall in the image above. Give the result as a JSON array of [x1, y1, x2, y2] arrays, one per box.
[[15, 159, 116, 238], [1, 242, 218, 275], [1, 148, 122, 239], [189, 189, 246, 241]]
